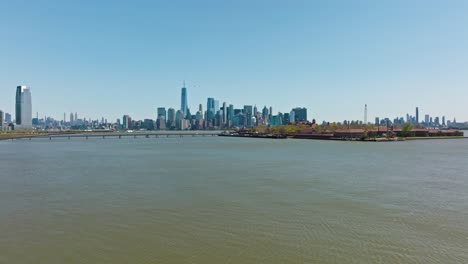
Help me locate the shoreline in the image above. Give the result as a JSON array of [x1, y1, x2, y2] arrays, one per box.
[[403, 136, 466, 140], [219, 133, 467, 142], [2, 131, 466, 142]]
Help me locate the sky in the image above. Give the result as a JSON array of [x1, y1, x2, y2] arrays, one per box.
[[1, 0, 467, 122]]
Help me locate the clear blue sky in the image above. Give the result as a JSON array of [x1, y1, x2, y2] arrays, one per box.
[[1, 0, 467, 122]]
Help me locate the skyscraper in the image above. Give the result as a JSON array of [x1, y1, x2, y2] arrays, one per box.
[[289, 110, 295, 123], [157, 107, 167, 120], [262, 106, 269, 124], [198, 104, 204, 120], [167, 108, 176, 128], [364, 104, 367, 124], [222, 102, 227, 125], [5, 113, 11, 123], [122, 115, 131, 129], [207, 98, 215, 121], [181, 83, 188, 117], [70, 113, 74, 124], [243, 105, 253, 127], [228, 104, 234, 123], [292, 107, 307, 122], [0, 110, 4, 129], [416, 107, 419, 124], [283, 112, 290, 125], [15, 85, 32, 129], [214, 100, 219, 113]]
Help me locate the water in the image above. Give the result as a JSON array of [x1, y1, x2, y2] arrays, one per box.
[[1, 137, 468, 263]]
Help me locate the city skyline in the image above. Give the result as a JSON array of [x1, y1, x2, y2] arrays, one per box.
[[2, 83, 464, 132], [1, 1, 468, 121], [0, 81, 468, 129], [1, 80, 466, 125]]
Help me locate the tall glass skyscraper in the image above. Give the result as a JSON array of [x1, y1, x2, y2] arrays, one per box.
[[15, 85, 32, 129], [207, 98, 215, 121], [181, 83, 188, 117]]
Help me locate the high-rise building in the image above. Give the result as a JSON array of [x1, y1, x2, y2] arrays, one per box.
[[442, 116, 446, 126], [292, 107, 307, 122], [63, 113, 66, 123], [0, 110, 4, 129], [283, 113, 290, 125], [15, 85, 32, 129], [262, 106, 269, 124], [214, 100, 219, 113], [157, 116, 166, 130], [167, 108, 176, 128], [70, 113, 74, 124], [122, 115, 131, 129], [425, 114, 430, 124], [181, 83, 188, 117], [228, 104, 234, 123], [15, 87, 22, 125], [175, 110, 185, 129], [143, 119, 155, 130], [375, 117, 380, 126], [75, 112, 78, 122], [243, 105, 253, 127], [157, 107, 167, 120], [198, 104, 204, 120], [222, 102, 227, 125], [5, 113, 11, 123], [364, 104, 368, 124], [207, 98, 215, 121], [416, 107, 419, 124], [289, 110, 295, 123]]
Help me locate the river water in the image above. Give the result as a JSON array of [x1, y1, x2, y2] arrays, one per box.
[[1, 137, 467, 263]]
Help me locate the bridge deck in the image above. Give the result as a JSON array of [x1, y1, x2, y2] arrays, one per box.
[[8, 131, 224, 140]]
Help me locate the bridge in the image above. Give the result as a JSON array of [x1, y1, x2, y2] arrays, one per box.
[[11, 131, 224, 141]]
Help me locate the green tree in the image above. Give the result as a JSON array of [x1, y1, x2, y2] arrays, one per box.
[[401, 122, 414, 137]]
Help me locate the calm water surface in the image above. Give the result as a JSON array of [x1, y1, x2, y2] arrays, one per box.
[[1, 137, 468, 263]]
